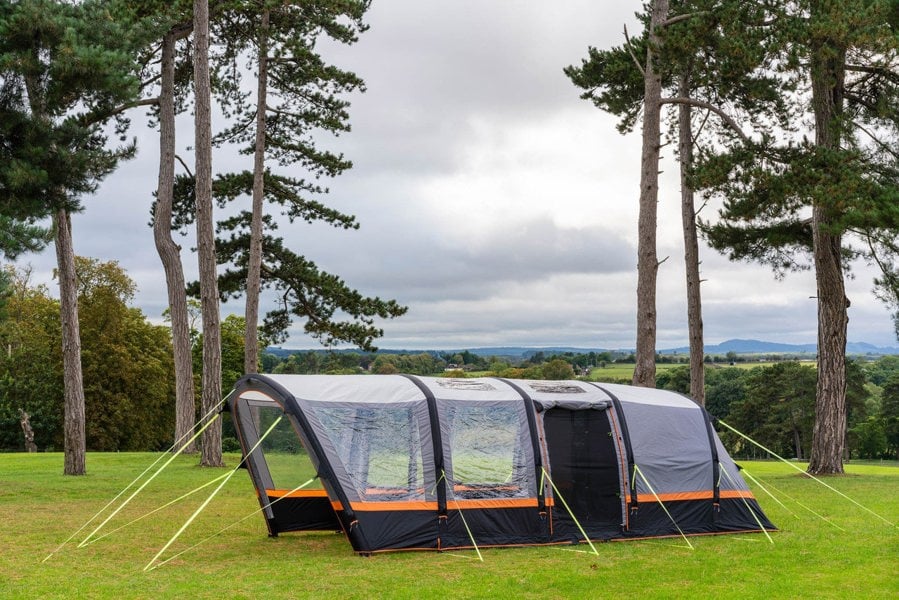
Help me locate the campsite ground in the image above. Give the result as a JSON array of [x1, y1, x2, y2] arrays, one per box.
[[1, 453, 896, 599]]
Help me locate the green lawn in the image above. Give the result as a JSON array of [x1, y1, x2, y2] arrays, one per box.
[[1, 453, 896, 599], [588, 362, 688, 381], [587, 361, 816, 381]]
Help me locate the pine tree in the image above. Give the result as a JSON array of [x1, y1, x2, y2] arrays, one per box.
[[0, 0, 143, 474], [698, 0, 899, 474]]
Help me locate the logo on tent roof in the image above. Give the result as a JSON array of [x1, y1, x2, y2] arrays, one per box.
[[435, 379, 497, 391], [527, 382, 585, 394]]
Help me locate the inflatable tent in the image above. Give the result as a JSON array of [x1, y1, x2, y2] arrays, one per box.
[[228, 374, 774, 554]]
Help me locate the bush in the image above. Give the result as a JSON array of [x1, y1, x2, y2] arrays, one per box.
[[222, 437, 242, 453]]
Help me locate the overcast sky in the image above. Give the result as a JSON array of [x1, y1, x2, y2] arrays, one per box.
[[17, 1, 899, 350]]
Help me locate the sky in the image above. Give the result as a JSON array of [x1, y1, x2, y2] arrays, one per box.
[[16, 1, 899, 351]]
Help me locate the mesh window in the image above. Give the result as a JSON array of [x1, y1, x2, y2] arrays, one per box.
[[443, 403, 532, 499], [315, 405, 426, 501], [251, 405, 322, 490]]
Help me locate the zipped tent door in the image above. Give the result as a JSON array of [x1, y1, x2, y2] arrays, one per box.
[[542, 406, 625, 541]]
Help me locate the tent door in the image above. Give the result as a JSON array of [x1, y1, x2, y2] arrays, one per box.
[[543, 407, 623, 535]]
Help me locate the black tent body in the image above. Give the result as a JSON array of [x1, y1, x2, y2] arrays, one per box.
[[228, 374, 775, 554]]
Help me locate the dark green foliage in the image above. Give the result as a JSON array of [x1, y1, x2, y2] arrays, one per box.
[[0, 275, 64, 450], [192, 314, 247, 397], [541, 358, 576, 380], [697, 0, 899, 333], [565, 1, 791, 139], [864, 355, 899, 386], [656, 365, 692, 394], [564, 35, 646, 134], [76, 258, 176, 451], [725, 362, 818, 459], [0, 0, 142, 217], [717, 360, 870, 459], [704, 368, 749, 421], [208, 231, 407, 352], [370, 353, 444, 376], [883, 373, 899, 459], [0, 216, 51, 259], [0, 263, 175, 451]]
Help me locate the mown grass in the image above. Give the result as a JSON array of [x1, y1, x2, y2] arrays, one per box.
[[1, 453, 896, 599], [588, 362, 689, 381], [587, 361, 816, 381]]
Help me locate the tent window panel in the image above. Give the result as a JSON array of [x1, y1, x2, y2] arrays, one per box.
[[444, 403, 533, 499], [250, 406, 323, 490], [316, 405, 426, 502]]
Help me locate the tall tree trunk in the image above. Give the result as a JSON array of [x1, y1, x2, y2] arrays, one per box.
[[55, 208, 86, 475], [792, 419, 803, 460], [154, 28, 197, 453], [194, 0, 223, 467], [244, 8, 270, 376], [678, 74, 705, 405], [807, 27, 848, 475], [632, 0, 668, 388], [809, 208, 848, 474]]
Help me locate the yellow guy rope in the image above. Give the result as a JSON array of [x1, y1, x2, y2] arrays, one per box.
[[144, 415, 284, 571], [443, 470, 484, 562], [151, 476, 317, 570], [632, 465, 694, 550], [81, 472, 233, 546], [542, 467, 599, 556], [741, 469, 846, 532], [717, 464, 774, 544], [43, 399, 229, 562], [718, 419, 896, 528], [76, 411, 223, 549], [738, 469, 800, 520]]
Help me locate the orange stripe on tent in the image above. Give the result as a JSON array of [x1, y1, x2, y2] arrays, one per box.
[[349, 500, 438, 512], [265, 489, 328, 499], [340, 497, 555, 512], [635, 490, 756, 503]]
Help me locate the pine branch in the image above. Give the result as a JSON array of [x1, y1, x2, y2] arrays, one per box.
[[623, 24, 645, 77], [659, 97, 750, 142]]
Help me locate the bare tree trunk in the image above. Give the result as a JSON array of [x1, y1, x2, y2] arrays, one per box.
[[792, 419, 803, 460], [55, 208, 86, 475], [194, 0, 223, 467], [807, 32, 848, 475], [244, 8, 270, 376], [19, 409, 37, 453], [678, 74, 705, 405], [154, 28, 197, 453], [632, 0, 668, 389]]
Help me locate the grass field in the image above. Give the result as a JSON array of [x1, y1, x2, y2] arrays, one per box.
[[1, 453, 896, 599], [586, 361, 817, 381]]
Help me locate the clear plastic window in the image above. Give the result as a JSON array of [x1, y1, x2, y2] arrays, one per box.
[[443, 403, 532, 499], [316, 405, 426, 501], [252, 406, 322, 490]]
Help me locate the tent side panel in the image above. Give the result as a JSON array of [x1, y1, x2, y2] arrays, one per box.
[[266, 495, 341, 532], [620, 401, 713, 495], [625, 496, 775, 537], [438, 507, 549, 549], [349, 511, 438, 552], [712, 497, 775, 532]]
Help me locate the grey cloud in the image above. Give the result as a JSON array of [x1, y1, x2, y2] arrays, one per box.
[[322, 1, 639, 177], [295, 213, 635, 305]]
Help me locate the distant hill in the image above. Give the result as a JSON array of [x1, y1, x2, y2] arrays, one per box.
[[267, 339, 899, 358], [662, 338, 899, 356]]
